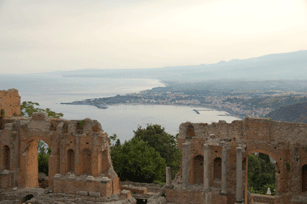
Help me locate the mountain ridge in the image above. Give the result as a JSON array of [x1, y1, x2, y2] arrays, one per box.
[[265, 102, 307, 123], [36, 49, 307, 81]]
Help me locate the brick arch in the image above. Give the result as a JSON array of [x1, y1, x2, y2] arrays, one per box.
[[245, 148, 281, 203], [193, 155, 204, 184], [2, 145, 10, 170], [67, 149, 75, 173], [247, 149, 279, 166], [81, 148, 92, 175], [21, 136, 52, 154], [214, 157, 222, 180], [20, 136, 55, 188]]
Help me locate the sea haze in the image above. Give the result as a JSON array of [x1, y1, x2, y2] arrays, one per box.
[[0, 75, 240, 142]]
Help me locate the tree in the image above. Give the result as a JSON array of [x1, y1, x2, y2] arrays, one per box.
[[21, 101, 63, 118], [248, 153, 275, 194], [111, 137, 166, 183], [37, 140, 51, 176], [133, 124, 181, 180]]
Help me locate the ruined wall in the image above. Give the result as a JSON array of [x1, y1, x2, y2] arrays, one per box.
[[166, 118, 307, 204], [0, 89, 20, 118], [0, 112, 120, 199]]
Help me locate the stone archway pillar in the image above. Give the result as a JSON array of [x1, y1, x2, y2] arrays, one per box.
[[221, 141, 227, 194], [182, 143, 190, 188], [235, 147, 243, 204], [203, 144, 210, 191]]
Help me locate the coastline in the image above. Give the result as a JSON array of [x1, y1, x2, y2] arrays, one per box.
[[109, 103, 244, 119], [63, 101, 243, 120], [60, 80, 245, 120]]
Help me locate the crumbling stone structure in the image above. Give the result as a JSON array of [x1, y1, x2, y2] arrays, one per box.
[[0, 89, 21, 118], [165, 119, 307, 204], [0, 89, 121, 200]]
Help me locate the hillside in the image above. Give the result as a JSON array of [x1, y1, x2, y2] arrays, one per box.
[[264, 102, 307, 123], [42, 50, 307, 81]]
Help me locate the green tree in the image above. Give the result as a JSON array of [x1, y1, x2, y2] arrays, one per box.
[[37, 140, 51, 176], [111, 137, 166, 183], [248, 153, 275, 194], [21, 101, 63, 118], [133, 124, 181, 180]]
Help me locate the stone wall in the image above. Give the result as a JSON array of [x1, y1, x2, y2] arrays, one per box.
[[165, 118, 307, 204], [120, 181, 163, 193], [0, 89, 20, 118], [165, 187, 227, 204], [53, 174, 113, 198], [0, 111, 120, 200], [250, 194, 274, 204]]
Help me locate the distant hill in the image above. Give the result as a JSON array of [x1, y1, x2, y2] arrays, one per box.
[[41, 49, 307, 81], [265, 102, 307, 123]]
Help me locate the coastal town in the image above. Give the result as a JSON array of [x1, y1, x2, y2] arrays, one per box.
[[62, 80, 307, 119]]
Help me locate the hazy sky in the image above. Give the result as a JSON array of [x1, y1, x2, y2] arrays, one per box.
[[1, 0, 307, 74]]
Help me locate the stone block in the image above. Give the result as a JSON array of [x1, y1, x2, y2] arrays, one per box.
[[121, 185, 148, 194], [120, 190, 132, 199], [77, 191, 89, 196], [86, 176, 95, 182], [100, 176, 110, 184], [89, 191, 101, 197]]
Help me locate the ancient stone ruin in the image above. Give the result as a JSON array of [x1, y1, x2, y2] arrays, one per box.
[[0, 89, 136, 203], [2, 88, 307, 204], [164, 119, 307, 204]]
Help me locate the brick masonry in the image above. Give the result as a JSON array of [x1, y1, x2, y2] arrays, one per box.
[[0, 89, 120, 199], [166, 119, 307, 204], [0, 89, 20, 118]]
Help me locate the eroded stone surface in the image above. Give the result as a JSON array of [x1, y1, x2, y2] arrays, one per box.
[[165, 119, 307, 204], [0, 90, 123, 203]]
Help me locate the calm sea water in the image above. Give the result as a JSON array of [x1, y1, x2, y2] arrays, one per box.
[[0, 74, 241, 142]]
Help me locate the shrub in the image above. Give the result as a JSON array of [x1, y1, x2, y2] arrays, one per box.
[[1, 109, 5, 116]]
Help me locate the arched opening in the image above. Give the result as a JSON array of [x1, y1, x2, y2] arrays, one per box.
[[186, 125, 195, 137], [81, 148, 92, 175], [247, 153, 276, 196], [37, 140, 51, 188], [194, 155, 203, 184], [3, 145, 10, 170], [302, 165, 307, 192], [23, 139, 51, 188], [214, 157, 222, 181], [67, 149, 75, 173]]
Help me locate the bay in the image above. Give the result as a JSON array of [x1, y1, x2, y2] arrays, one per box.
[[0, 74, 241, 142]]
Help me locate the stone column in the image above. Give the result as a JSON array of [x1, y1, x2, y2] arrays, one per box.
[[221, 141, 227, 195], [182, 143, 189, 188], [166, 167, 172, 186], [236, 147, 243, 204], [203, 144, 210, 191]]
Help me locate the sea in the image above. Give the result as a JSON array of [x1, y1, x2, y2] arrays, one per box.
[[0, 74, 241, 142]]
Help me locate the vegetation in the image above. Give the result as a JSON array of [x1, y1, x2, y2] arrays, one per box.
[[110, 124, 180, 183], [1, 109, 5, 116], [286, 163, 291, 171], [248, 153, 275, 195], [111, 136, 166, 183], [132, 124, 181, 180], [38, 140, 51, 176], [78, 120, 86, 128], [21, 101, 63, 118]]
